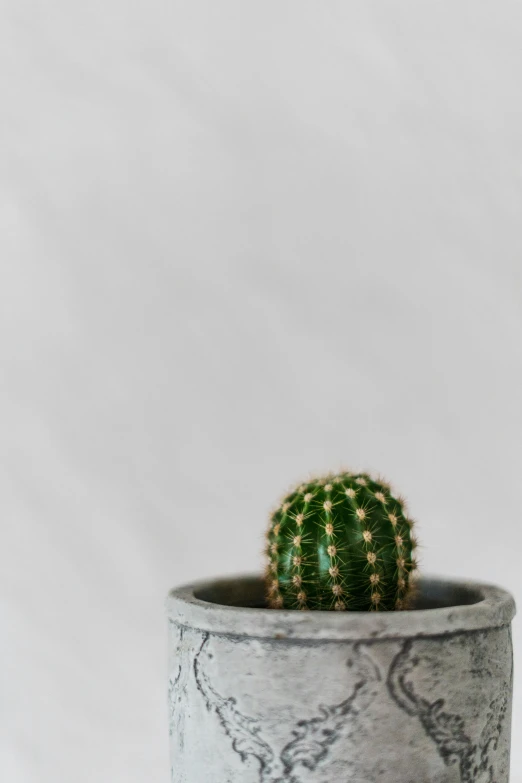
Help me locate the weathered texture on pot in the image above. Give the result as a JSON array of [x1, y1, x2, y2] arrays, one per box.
[[166, 574, 516, 783]]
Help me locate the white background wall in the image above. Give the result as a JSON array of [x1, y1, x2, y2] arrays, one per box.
[[1, 2, 521, 781]]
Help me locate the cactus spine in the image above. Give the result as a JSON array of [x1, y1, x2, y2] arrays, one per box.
[[264, 470, 418, 611]]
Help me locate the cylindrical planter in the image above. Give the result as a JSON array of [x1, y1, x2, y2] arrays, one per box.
[[166, 574, 516, 783]]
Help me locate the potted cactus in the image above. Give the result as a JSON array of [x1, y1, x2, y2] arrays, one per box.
[[167, 469, 516, 782]]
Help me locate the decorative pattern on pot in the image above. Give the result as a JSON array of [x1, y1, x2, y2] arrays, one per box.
[[193, 633, 381, 783], [387, 634, 513, 783]]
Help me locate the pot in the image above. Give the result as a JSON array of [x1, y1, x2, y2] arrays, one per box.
[[166, 573, 515, 783]]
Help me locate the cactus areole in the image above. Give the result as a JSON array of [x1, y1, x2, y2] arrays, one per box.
[[264, 470, 418, 611]]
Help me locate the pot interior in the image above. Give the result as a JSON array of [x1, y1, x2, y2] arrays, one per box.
[[193, 575, 484, 610]]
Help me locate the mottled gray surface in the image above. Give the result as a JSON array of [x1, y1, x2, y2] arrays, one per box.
[[168, 576, 515, 782]]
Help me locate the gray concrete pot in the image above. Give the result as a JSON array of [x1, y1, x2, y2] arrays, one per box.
[[166, 574, 516, 783]]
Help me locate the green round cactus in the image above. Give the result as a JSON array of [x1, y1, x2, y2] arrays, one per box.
[[264, 469, 418, 611]]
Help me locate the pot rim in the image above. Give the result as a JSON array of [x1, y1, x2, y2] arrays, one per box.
[[166, 572, 516, 641]]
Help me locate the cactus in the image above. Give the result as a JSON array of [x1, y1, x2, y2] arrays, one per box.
[[264, 470, 418, 611]]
